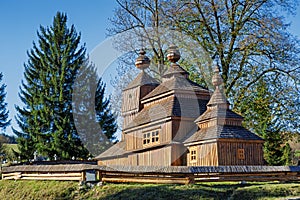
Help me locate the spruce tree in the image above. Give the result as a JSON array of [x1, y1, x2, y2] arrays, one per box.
[[0, 73, 10, 132], [14, 12, 89, 160], [263, 127, 285, 165], [72, 64, 117, 156], [95, 79, 117, 141], [281, 142, 292, 165]]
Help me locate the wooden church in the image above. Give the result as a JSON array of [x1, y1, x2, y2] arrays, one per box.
[[96, 45, 264, 166]]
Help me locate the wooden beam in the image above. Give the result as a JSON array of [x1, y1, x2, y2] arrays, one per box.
[[102, 177, 191, 184], [20, 176, 82, 181], [20, 173, 82, 177]]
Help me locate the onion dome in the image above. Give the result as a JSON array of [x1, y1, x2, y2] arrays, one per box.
[[212, 66, 223, 87], [167, 44, 181, 63], [207, 66, 227, 107], [163, 45, 189, 78], [135, 49, 150, 70]]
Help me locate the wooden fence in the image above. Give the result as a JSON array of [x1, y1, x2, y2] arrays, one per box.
[[1, 164, 97, 182], [2, 164, 300, 184], [97, 165, 300, 184]]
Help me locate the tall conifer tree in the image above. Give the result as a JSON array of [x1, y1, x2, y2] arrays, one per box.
[[15, 12, 117, 160], [72, 64, 117, 156], [0, 73, 10, 132], [14, 12, 89, 160], [95, 79, 117, 141]]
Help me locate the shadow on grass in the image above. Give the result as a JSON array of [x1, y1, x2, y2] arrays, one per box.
[[98, 183, 239, 200], [88, 182, 300, 200]]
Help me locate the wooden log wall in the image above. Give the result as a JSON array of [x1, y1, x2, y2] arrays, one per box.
[[136, 146, 172, 166], [125, 121, 172, 151], [122, 88, 140, 113], [171, 144, 187, 166], [100, 145, 176, 166], [98, 156, 129, 166], [218, 140, 264, 165]]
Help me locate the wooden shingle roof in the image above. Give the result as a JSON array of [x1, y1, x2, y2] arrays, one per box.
[[124, 71, 159, 91], [2, 164, 96, 173], [125, 97, 208, 130], [96, 165, 300, 174], [162, 63, 189, 78], [207, 87, 227, 106], [95, 141, 127, 159], [185, 66, 263, 144], [142, 76, 208, 101], [195, 107, 243, 123], [184, 125, 263, 144], [4, 164, 300, 174]]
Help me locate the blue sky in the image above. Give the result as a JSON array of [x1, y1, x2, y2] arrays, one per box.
[[0, 0, 117, 135], [0, 1, 300, 136]]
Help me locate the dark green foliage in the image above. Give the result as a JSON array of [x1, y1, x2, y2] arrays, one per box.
[[0, 73, 10, 132], [14, 12, 88, 160], [263, 127, 285, 165], [263, 126, 292, 166], [281, 142, 292, 165], [14, 12, 117, 160], [95, 79, 117, 141], [234, 79, 272, 136], [72, 65, 117, 156], [236, 79, 292, 165]]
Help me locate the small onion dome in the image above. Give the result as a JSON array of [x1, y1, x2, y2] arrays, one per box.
[[135, 49, 150, 70], [212, 66, 223, 87], [167, 44, 180, 63]]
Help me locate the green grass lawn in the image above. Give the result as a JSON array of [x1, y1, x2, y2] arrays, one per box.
[[0, 180, 299, 200]]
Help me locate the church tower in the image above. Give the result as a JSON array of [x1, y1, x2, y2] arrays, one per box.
[[121, 50, 159, 131], [184, 66, 264, 166]]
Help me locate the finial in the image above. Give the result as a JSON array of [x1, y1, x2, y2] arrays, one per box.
[[135, 49, 150, 70], [211, 66, 223, 87], [167, 44, 180, 63]]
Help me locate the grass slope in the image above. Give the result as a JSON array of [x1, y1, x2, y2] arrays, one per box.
[[0, 180, 299, 200]]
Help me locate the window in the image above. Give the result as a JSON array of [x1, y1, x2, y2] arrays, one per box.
[[152, 130, 159, 143], [143, 132, 151, 145], [237, 149, 245, 160], [190, 147, 197, 162], [143, 130, 159, 146]]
